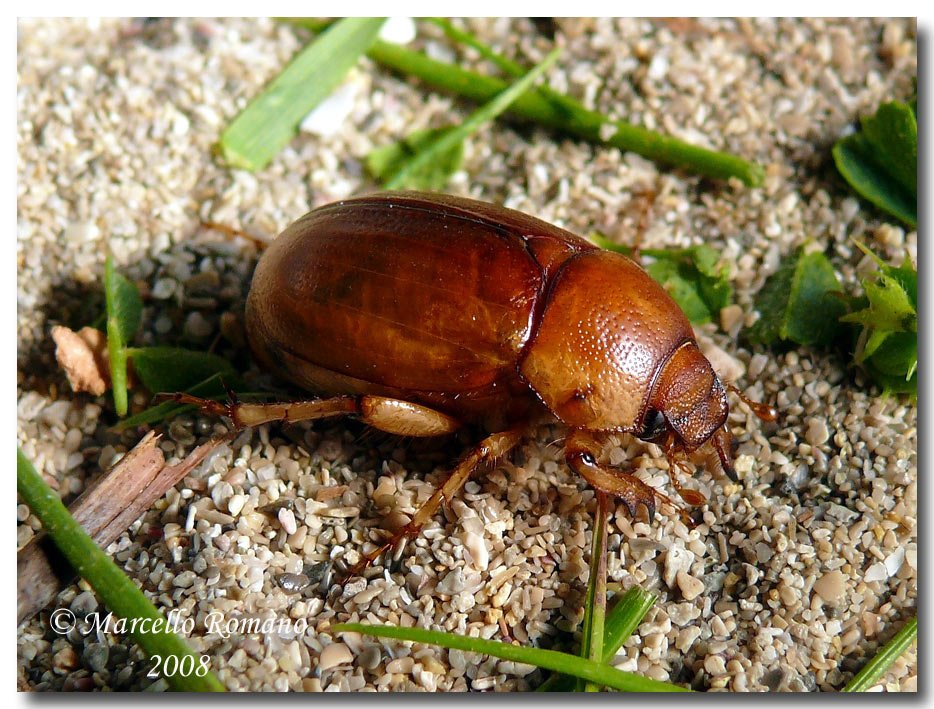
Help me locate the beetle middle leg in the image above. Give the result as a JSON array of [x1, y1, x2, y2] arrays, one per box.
[[344, 426, 525, 581], [169, 392, 462, 436]]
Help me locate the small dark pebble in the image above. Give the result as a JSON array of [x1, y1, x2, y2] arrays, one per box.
[[258, 498, 294, 515], [277, 573, 311, 593], [70, 590, 98, 618], [763, 667, 785, 691], [83, 643, 109, 672], [305, 561, 331, 585], [63, 675, 95, 692]]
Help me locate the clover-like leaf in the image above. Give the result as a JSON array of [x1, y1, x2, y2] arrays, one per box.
[[833, 101, 917, 228], [745, 248, 846, 348]]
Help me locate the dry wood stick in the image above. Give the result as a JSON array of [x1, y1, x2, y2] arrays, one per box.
[[17, 432, 223, 625]]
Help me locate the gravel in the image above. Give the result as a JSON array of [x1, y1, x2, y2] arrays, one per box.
[[17, 18, 916, 692]]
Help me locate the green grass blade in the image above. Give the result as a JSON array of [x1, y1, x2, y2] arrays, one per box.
[[537, 586, 658, 692], [284, 19, 763, 185], [424, 17, 525, 77], [580, 492, 609, 691], [104, 255, 141, 417], [17, 449, 226, 692], [384, 47, 561, 190], [332, 622, 689, 692], [219, 18, 386, 171], [842, 616, 917, 692]]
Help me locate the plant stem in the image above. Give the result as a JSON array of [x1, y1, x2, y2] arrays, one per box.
[[333, 622, 690, 692], [286, 19, 764, 186], [104, 255, 128, 416], [385, 48, 561, 189], [580, 491, 609, 691], [17, 449, 226, 692], [536, 586, 657, 692], [842, 616, 917, 692]]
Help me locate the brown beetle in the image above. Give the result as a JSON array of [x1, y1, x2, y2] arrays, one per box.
[[183, 191, 775, 569]]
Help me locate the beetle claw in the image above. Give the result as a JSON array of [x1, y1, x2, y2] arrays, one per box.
[[644, 499, 656, 524]]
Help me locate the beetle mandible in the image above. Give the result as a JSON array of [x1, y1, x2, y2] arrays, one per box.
[[183, 191, 776, 572]]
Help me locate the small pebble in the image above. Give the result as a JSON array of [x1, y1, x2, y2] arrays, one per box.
[[676, 570, 705, 600], [277, 573, 311, 593], [318, 643, 353, 672], [278, 508, 297, 535], [813, 569, 847, 602], [806, 418, 830, 446], [151, 278, 177, 300], [83, 643, 109, 672]]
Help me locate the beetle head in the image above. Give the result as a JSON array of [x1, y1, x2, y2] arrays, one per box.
[[641, 342, 735, 479]]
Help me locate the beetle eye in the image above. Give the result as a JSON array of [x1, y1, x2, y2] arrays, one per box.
[[637, 409, 667, 442]]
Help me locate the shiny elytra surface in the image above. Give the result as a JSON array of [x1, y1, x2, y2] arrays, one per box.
[[246, 191, 694, 431]]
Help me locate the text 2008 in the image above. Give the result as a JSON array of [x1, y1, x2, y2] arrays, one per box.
[[147, 654, 211, 679]]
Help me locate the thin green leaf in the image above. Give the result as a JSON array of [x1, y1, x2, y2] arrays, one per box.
[[384, 47, 562, 190], [17, 450, 225, 691], [104, 255, 142, 417], [580, 492, 609, 691], [285, 19, 764, 186], [127, 347, 240, 395], [745, 249, 846, 347], [537, 586, 658, 692], [219, 18, 386, 171], [842, 616, 917, 692], [860, 102, 917, 197], [332, 622, 689, 692], [366, 127, 464, 189], [833, 134, 916, 228]]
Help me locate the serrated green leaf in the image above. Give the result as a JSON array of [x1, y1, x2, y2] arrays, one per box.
[[843, 245, 917, 396], [744, 260, 796, 345], [860, 102, 917, 197], [127, 347, 240, 395], [883, 259, 917, 310], [366, 127, 464, 189], [833, 117, 917, 227], [841, 273, 916, 332], [863, 331, 916, 377], [746, 249, 846, 347]]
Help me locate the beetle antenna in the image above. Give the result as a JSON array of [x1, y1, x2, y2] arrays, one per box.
[[726, 383, 778, 422]]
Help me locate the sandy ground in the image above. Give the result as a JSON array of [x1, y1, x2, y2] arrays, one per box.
[[17, 18, 916, 692]]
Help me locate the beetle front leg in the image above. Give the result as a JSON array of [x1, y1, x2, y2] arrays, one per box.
[[565, 429, 690, 524]]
